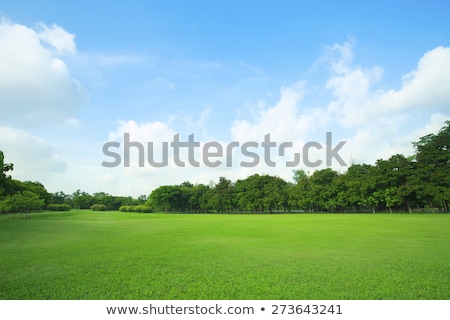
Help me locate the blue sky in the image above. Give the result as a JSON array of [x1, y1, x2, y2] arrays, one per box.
[[1, 0, 449, 197]]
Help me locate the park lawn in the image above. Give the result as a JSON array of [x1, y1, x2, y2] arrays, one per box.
[[0, 210, 448, 300]]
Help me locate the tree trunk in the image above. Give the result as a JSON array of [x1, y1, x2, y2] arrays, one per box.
[[429, 201, 435, 214], [443, 200, 449, 212]]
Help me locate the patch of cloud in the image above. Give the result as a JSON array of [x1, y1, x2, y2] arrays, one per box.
[[377, 46, 450, 113], [0, 19, 86, 127], [36, 22, 76, 55], [324, 43, 450, 128]]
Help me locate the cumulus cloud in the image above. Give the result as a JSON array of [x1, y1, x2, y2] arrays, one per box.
[[231, 81, 325, 142], [377, 46, 450, 112], [0, 19, 86, 127], [325, 44, 450, 127]]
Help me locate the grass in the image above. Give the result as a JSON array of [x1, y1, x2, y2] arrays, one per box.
[[0, 210, 449, 300]]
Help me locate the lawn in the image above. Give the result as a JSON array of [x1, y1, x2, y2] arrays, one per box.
[[0, 210, 448, 300]]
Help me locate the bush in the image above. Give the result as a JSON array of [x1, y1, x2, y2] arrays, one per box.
[[135, 205, 153, 213], [47, 204, 71, 211], [118, 205, 152, 213], [91, 204, 107, 211]]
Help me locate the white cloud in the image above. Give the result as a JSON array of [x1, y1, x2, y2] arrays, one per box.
[[108, 120, 176, 142], [227, 42, 450, 176], [231, 81, 314, 142], [378, 46, 450, 112], [325, 44, 450, 128], [36, 22, 76, 55], [0, 19, 86, 127]]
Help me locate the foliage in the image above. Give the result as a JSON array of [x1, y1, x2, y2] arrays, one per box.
[[413, 120, 450, 212], [90, 203, 108, 211], [119, 205, 152, 213], [47, 204, 71, 211], [0, 191, 44, 217], [145, 185, 186, 213]]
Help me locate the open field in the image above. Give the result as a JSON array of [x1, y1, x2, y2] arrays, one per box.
[[0, 210, 449, 300]]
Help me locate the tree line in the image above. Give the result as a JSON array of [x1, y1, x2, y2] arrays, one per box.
[[145, 121, 450, 214], [0, 153, 147, 215], [1, 121, 449, 215]]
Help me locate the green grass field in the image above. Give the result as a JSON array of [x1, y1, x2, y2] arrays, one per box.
[[0, 210, 448, 300]]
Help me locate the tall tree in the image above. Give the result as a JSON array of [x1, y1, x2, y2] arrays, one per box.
[[308, 168, 339, 212], [375, 155, 418, 213], [344, 164, 373, 211], [208, 177, 234, 213], [146, 185, 183, 213], [288, 170, 311, 211], [413, 120, 450, 212]]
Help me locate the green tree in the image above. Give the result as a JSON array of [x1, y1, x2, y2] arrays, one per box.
[[262, 175, 288, 213], [2, 191, 44, 219], [234, 174, 288, 213], [413, 120, 450, 212], [376, 155, 417, 213], [0, 150, 13, 179], [146, 185, 184, 213], [22, 181, 51, 207], [308, 168, 339, 212], [384, 187, 402, 213], [72, 190, 94, 209], [208, 177, 234, 213], [342, 164, 373, 211], [186, 183, 209, 212], [288, 170, 311, 212]]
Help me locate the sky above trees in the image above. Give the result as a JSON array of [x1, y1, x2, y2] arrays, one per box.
[[0, 1, 449, 197]]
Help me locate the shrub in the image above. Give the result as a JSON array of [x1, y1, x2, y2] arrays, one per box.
[[135, 205, 153, 213], [118, 205, 152, 213], [91, 204, 107, 211], [47, 204, 71, 211]]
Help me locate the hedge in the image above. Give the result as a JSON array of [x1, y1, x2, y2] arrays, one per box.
[[90, 204, 108, 211], [119, 205, 153, 213], [47, 204, 72, 211]]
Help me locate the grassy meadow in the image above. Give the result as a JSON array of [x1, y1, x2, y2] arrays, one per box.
[[0, 210, 448, 300]]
